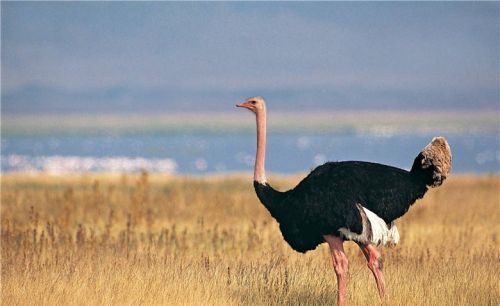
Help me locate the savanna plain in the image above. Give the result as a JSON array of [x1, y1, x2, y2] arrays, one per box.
[[1, 173, 499, 305]]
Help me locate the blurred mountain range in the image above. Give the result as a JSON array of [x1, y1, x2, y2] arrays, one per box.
[[2, 83, 498, 115], [3, 3, 498, 115]]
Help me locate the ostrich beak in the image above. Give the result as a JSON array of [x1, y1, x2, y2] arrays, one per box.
[[236, 101, 251, 109]]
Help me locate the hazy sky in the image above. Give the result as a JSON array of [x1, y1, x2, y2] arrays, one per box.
[[2, 2, 499, 113]]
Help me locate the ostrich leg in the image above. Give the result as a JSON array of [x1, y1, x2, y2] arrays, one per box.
[[358, 243, 386, 298], [324, 235, 349, 306]]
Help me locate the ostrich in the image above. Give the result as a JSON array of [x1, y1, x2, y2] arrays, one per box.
[[236, 96, 452, 306]]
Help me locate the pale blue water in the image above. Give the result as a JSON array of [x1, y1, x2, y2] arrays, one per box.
[[1, 132, 499, 174]]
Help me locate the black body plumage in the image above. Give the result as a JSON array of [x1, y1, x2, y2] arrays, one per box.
[[254, 160, 431, 253]]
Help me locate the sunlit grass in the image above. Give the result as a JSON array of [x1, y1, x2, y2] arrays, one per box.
[[1, 173, 499, 305]]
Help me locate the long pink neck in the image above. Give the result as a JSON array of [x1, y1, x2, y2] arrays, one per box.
[[254, 108, 267, 184]]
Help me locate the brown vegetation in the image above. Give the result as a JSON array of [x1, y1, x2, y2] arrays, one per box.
[[1, 173, 499, 305]]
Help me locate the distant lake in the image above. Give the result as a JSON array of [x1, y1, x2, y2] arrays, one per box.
[[2, 131, 498, 174]]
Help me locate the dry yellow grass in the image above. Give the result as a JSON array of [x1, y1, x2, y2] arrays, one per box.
[[1, 173, 499, 305]]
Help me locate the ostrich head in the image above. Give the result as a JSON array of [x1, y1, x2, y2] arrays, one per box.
[[236, 96, 266, 114]]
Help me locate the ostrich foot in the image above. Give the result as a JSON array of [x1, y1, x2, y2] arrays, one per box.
[[358, 243, 386, 298], [325, 235, 349, 306]]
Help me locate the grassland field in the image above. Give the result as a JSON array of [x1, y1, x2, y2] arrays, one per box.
[[1, 173, 499, 305]]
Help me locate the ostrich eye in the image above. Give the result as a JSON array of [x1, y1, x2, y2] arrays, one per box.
[[250, 101, 257, 105]]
